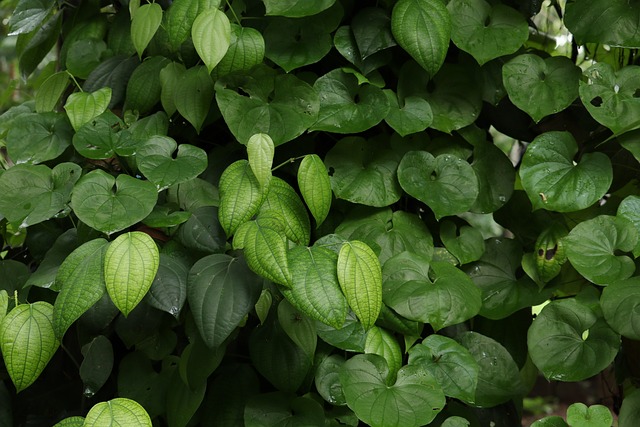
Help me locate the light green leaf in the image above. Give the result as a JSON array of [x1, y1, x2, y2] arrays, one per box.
[[104, 232, 160, 316], [398, 151, 479, 219], [364, 326, 402, 383], [448, 0, 528, 65], [564, 0, 640, 48], [564, 215, 637, 285], [192, 8, 231, 73], [0, 291, 7, 324], [64, 87, 112, 131], [131, 3, 163, 58], [298, 154, 332, 226], [52, 416, 85, 427], [84, 398, 152, 427], [136, 136, 208, 190], [247, 133, 274, 188], [165, 0, 221, 51], [519, 131, 612, 212], [174, 65, 214, 133], [259, 177, 310, 245], [0, 302, 59, 392], [566, 403, 613, 427], [52, 238, 109, 339], [6, 112, 72, 164], [218, 159, 266, 237], [528, 298, 620, 382], [70, 169, 158, 235], [337, 240, 382, 330], [262, 0, 336, 17], [35, 71, 70, 112]]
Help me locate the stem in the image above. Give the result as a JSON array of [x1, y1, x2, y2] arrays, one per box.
[[61, 343, 81, 370], [66, 70, 83, 92], [271, 155, 305, 172], [225, 0, 241, 24]]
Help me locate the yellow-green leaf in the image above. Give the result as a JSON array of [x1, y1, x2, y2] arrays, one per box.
[[63, 87, 112, 131], [84, 398, 152, 427], [192, 8, 231, 73], [247, 133, 274, 188], [297, 154, 332, 227], [131, 3, 163, 58]]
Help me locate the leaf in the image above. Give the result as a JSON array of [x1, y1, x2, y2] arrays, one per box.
[[534, 222, 569, 284], [218, 159, 266, 237], [448, 0, 528, 65], [125, 56, 171, 114], [80, 335, 114, 397], [0, 302, 59, 392], [136, 136, 208, 190], [84, 398, 152, 427], [247, 133, 274, 188], [146, 254, 189, 318], [52, 238, 109, 339], [178, 334, 226, 390], [440, 220, 485, 265], [35, 71, 70, 112], [352, 7, 396, 60], [259, 177, 310, 245], [391, 0, 451, 77], [298, 154, 331, 226], [188, 254, 262, 348], [175, 206, 226, 254], [519, 131, 613, 212], [8, 0, 53, 36], [215, 24, 265, 77], [192, 8, 231, 73], [117, 352, 174, 418], [470, 140, 515, 214], [340, 354, 445, 427], [580, 63, 640, 134], [310, 69, 390, 134], [6, 112, 73, 164], [325, 137, 402, 207], [527, 298, 620, 382], [530, 417, 569, 427], [408, 335, 479, 404], [159, 62, 186, 115], [165, 0, 221, 51], [315, 354, 347, 405], [0, 162, 81, 227], [563, 215, 637, 285], [52, 417, 85, 427], [502, 54, 581, 122], [566, 403, 613, 427], [337, 241, 382, 330], [601, 277, 640, 340], [131, 3, 163, 58], [104, 232, 160, 316], [64, 87, 112, 132], [262, 0, 336, 17], [174, 65, 214, 133], [364, 326, 403, 383], [72, 111, 126, 159], [618, 195, 640, 257], [564, 0, 640, 48], [16, 11, 61, 78], [397, 151, 479, 219], [277, 299, 317, 359], [384, 91, 433, 137], [166, 370, 206, 427], [83, 56, 139, 109], [619, 389, 640, 427], [244, 392, 325, 426], [65, 38, 107, 80], [0, 291, 8, 324]]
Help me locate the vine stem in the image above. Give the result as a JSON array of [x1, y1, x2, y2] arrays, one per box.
[[225, 0, 241, 25], [66, 70, 83, 92], [271, 155, 305, 172]]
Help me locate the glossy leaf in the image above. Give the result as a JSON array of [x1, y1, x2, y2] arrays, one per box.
[[566, 403, 613, 427], [192, 8, 231, 73], [174, 65, 214, 133], [64, 87, 112, 132], [440, 220, 485, 265], [364, 326, 403, 382], [131, 3, 162, 58], [297, 154, 332, 226], [0, 302, 59, 392], [316, 312, 367, 353], [315, 354, 347, 405], [146, 254, 190, 318], [84, 398, 152, 426], [215, 24, 265, 77], [6, 112, 72, 164], [601, 277, 640, 340], [618, 195, 640, 257], [247, 133, 274, 188], [384, 91, 433, 137], [79, 335, 113, 397], [8, 0, 52, 35], [565, 0, 640, 47], [218, 159, 266, 237], [262, 0, 336, 17]]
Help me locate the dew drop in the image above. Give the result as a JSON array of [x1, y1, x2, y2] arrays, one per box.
[[84, 386, 95, 398], [169, 306, 180, 316], [498, 195, 507, 202]]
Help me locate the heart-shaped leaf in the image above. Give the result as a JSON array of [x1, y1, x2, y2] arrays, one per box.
[[337, 240, 382, 330], [340, 354, 445, 427], [174, 65, 214, 133], [519, 131, 612, 212], [192, 8, 231, 73], [70, 169, 158, 235], [325, 137, 402, 208], [188, 254, 262, 348], [528, 298, 620, 382], [364, 326, 403, 383], [391, 0, 450, 77], [215, 24, 265, 77], [0, 302, 59, 392], [619, 389, 640, 427], [218, 159, 266, 237], [503, 54, 581, 122], [563, 215, 637, 285], [440, 220, 485, 265], [448, 0, 528, 65], [297, 154, 332, 226], [136, 136, 208, 190], [247, 133, 274, 188], [6, 112, 72, 164], [398, 151, 479, 219], [262, 0, 336, 17], [315, 354, 347, 405], [564, 0, 640, 47], [72, 111, 126, 159], [131, 3, 162, 58], [580, 63, 640, 134], [104, 232, 159, 316], [64, 87, 112, 132], [618, 195, 640, 257], [84, 398, 152, 426], [601, 277, 640, 340], [566, 403, 613, 427], [384, 91, 433, 137]]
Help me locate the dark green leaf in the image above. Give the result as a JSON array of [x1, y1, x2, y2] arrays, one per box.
[[80, 335, 113, 397], [174, 65, 214, 133], [176, 206, 226, 254], [125, 56, 171, 114], [565, 0, 640, 47], [146, 254, 190, 318], [259, 177, 310, 245], [166, 371, 206, 427], [6, 112, 72, 164], [8, 0, 52, 36], [262, 0, 336, 18]]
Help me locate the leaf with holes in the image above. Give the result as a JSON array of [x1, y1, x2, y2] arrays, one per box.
[[192, 8, 231, 73], [72, 111, 125, 160]]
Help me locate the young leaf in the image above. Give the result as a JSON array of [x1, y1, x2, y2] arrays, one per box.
[[192, 8, 231, 73], [64, 87, 112, 131], [174, 65, 214, 133], [0, 291, 8, 324], [247, 133, 274, 188], [259, 177, 310, 245], [35, 71, 70, 112], [534, 222, 568, 284], [0, 302, 59, 392], [297, 154, 332, 227], [337, 240, 382, 330], [131, 3, 163, 58], [566, 403, 613, 427], [218, 159, 266, 237], [104, 232, 160, 317], [84, 398, 152, 427], [391, 0, 451, 77]]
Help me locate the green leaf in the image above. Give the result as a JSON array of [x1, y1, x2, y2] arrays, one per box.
[[218, 159, 266, 237], [104, 232, 160, 316], [131, 3, 163, 58], [52, 417, 85, 427], [619, 389, 640, 427], [384, 91, 433, 137], [519, 131, 612, 212], [580, 63, 640, 134], [159, 62, 186, 115], [564, 0, 640, 48], [315, 354, 347, 405], [137, 136, 208, 191], [244, 392, 325, 426], [398, 151, 479, 219], [72, 111, 126, 159], [165, 0, 221, 51], [215, 24, 265, 77], [117, 352, 174, 418], [53, 238, 109, 339], [175, 206, 226, 254], [65, 38, 107, 80], [618, 195, 640, 257], [178, 334, 225, 390], [83, 56, 139, 109], [457, 331, 523, 407], [247, 133, 274, 188], [298, 154, 331, 226], [192, 8, 231, 73], [530, 417, 569, 427], [340, 354, 445, 427], [0, 162, 80, 227], [337, 240, 382, 330], [166, 370, 206, 427], [310, 69, 390, 134], [564, 215, 637, 285], [84, 398, 152, 427], [16, 11, 61, 78], [80, 335, 114, 397], [440, 220, 485, 265], [566, 403, 613, 427], [8, 0, 53, 36], [448, 0, 528, 65], [325, 137, 402, 207], [391, 0, 451, 77], [262, 0, 336, 17], [71, 170, 158, 235], [503, 54, 581, 122], [174, 65, 214, 133], [527, 298, 620, 382], [601, 277, 640, 340], [146, 254, 189, 318], [0, 302, 59, 392], [534, 222, 569, 284], [188, 254, 262, 348], [260, 177, 310, 245], [168, 178, 219, 211], [316, 311, 367, 353], [64, 87, 112, 132], [408, 335, 479, 404], [351, 7, 396, 59], [470, 140, 515, 214], [6, 112, 72, 164], [35, 71, 70, 112], [0, 291, 8, 324], [125, 56, 171, 114], [364, 326, 402, 383], [277, 299, 317, 359]]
